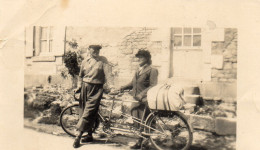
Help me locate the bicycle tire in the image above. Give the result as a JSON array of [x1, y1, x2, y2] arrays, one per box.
[[59, 104, 100, 137], [145, 111, 193, 150]]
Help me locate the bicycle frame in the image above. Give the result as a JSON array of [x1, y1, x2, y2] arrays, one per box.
[[98, 97, 166, 139]]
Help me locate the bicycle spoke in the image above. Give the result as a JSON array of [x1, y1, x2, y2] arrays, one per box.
[[147, 112, 192, 150]]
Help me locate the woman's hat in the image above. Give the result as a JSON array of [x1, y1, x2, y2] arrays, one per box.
[[135, 49, 151, 59]]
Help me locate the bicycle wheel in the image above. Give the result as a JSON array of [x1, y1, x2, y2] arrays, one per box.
[[146, 111, 193, 150], [60, 104, 100, 137], [60, 104, 82, 137]]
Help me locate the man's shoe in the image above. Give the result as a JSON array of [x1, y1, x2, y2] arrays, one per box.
[[130, 142, 142, 149], [81, 135, 94, 143], [73, 137, 81, 148]]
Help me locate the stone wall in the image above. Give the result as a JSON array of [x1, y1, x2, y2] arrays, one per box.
[[66, 27, 169, 87], [199, 28, 237, 101], [211, 28, 237, 83]]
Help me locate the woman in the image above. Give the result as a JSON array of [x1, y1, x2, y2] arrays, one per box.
[[73, 45, 112, 148], [120, 49, 158, 149]]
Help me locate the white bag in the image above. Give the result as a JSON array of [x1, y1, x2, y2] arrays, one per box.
[[147, 84, 185, 111]]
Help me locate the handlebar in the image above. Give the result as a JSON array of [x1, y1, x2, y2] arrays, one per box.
[[73, 90, 140, 103]]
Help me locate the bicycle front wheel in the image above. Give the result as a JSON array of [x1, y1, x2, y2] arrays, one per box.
[[60, 104, 83, 137], [146, 111, 193, 150]]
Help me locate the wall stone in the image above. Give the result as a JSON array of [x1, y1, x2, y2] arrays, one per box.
[[211, 29, 237, 83]]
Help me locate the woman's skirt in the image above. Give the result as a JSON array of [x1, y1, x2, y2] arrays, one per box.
[[76, 82, 103, 132]]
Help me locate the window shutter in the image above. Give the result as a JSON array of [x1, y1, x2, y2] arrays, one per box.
[[34, 26, 41, 56], [25, 26, 34, 57]]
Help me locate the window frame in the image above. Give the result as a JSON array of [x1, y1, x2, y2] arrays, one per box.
[[39, 26, 54, 56], [172, 27, 202, 50]]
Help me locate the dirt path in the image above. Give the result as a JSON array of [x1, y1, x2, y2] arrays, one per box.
[[24, 119, 236, 150]]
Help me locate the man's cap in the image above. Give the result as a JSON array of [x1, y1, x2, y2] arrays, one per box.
[[89, 45, 102, 51]]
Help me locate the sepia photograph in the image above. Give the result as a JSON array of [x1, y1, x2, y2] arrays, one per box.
[[23, 26, 237, 149], [2, 0, 260, 150]]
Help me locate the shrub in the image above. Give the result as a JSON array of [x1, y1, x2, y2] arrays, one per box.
[[63, 51, 80, 78], [32, 93, 56, 110]]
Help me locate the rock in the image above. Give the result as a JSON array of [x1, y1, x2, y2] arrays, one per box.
[[212, 97, 221, 101], [38, 115, 59, 125], [184, 103, 196, 113], [223, 50, 233, 59], [188, 114, 215, 132], [60, 101, 70, 108], [223, 62, 232, 69], [218, 103, 236, 112], [231, 58, 237, 63], [232, 63, 237, 69], [219, 78, 227, 82], [36, 85, 43, 89], [122, 101, 134, 114], [32, 94, 56, 110], [215, 117, 236, 135], [227, 79, 236, 82], [24, 107, 41, 119], [25, 93, 36, 107], [212, 110, 227, 118], [211, 77, 219, 82], [49, 103, 62, 116], [225, 112, 236, 118], [63, 93, 72, 101], [51, 100, 62, 106]]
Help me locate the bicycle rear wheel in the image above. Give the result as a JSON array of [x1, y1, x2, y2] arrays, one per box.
[[146, 111, 193, 150], [60, 104, 100, 137]]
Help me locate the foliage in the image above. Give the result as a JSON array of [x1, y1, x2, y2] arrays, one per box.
[[62, 39, 83, 78], [67, 39, 78, 49], [194, 102, 236, 118], [63, 51, 80, 77], [32, 93, 56, 110]]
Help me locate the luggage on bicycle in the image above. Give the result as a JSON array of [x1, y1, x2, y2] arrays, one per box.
[[147, 84, 185, 111]]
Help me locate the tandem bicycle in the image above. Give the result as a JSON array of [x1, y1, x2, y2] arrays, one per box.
[[59, 91, 193, 150]]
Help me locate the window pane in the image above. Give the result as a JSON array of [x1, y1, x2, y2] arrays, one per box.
[[49, 40, 53, 52], [41, 27, 48, 39], [193, 35, 201, 46], [184, 35, 191, 46], [173, 36, 182, 46], [41, 40, 47, 52], [193, 28, 201, 34], [184, 28, 192, 34], [173, 28, 182, 34]]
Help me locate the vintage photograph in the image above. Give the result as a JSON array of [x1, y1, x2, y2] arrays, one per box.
[[24, 26, 237, 149]]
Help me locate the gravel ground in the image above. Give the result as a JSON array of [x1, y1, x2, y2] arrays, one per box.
[[24, 118, 236, 150]]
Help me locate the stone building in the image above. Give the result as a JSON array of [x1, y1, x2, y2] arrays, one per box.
[[24, 26, 237, 102]]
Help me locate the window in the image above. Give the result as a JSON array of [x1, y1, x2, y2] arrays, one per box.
[[172, 27, 201, 48], [40, 26, 53, 53]]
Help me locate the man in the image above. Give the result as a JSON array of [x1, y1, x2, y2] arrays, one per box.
[[73, 45, 112, 148], [120, 49, 158, 149]]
